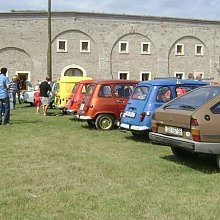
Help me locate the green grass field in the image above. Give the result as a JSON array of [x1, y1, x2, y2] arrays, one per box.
[[0, 103, 219, 220]]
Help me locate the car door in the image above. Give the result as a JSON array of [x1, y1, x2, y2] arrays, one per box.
[[114, 84, 134, 119]]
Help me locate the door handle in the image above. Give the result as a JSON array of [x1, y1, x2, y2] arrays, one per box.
[[117, 100, 123, 103]]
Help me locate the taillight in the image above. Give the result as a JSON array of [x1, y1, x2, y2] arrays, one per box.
[[140, 112, 146, 122], [190, 118, 201, 142], [151, 113, 158, 132]]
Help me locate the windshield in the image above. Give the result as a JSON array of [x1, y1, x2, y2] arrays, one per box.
[[132, 86, 149, 100], [164, 86, 220, 110]]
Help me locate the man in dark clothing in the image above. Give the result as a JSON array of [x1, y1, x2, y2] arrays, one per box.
[[39, 77, 51, 116]]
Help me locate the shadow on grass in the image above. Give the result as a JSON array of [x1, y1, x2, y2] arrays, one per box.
[[162, 154, 219, 173], [11, 119, 43, 124], [124, 134, 150, 143]]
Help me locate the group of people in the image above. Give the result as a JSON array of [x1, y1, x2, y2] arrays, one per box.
[[0, 67, 52, 125]]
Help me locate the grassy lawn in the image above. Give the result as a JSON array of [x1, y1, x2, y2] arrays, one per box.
[[0, 104, 219, 220]]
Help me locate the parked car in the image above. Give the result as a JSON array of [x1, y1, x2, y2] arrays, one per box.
[[21, 81, 56, 108], [65, 79, 93, 114], [149, 85, 220, 169], [118, 79, 208, 137], [54, 76, 92, 111], [76, 80, 139, 130]]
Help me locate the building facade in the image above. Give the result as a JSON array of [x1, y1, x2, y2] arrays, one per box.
[[0, 11, 220, 85]]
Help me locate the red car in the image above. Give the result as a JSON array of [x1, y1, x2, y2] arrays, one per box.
[[66, 79, 93, 114], [76, 80, 139, 130]]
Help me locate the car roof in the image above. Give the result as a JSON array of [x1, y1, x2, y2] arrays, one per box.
[[78, 79, 94, 84], [57, 76, 92, 83], [137, 79, 208, 86], [90, 80, 139, 85]]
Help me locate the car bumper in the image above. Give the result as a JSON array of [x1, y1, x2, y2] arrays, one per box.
[[149, 132, 220, 154], [76, 114, 92, 120], [118, 122, 149, 131], [66, 109, 76, 114]]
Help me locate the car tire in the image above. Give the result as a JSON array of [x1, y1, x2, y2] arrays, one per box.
[[216, 154, 220, 169], [131, 131, 149, 140], [87, 120, 95, 128], [171, 146, 193, 158], [95, 114, 115, 130], [49, 100, 54, 109]]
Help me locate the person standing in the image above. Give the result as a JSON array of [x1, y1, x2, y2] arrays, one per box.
[[39, 77, 51, 116], [9, 76, 18, 109], [0, 67, 10, 125]]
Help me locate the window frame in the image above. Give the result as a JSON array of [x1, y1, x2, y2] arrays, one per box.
[[141, 42, 151, 54], [80, 40, 91, 53], [174, 72, 185, 79], [119, 41, 129, 54], [118, 71, 130, 80], [175, 44, 184, 56], [57, 39, 68, 53], [195, 44, 204, 56], [140, 72, 151, 81]]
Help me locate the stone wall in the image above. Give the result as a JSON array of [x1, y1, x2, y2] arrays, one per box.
[[0, 11, 220, 84]]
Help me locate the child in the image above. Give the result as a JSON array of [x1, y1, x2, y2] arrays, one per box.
[[34, 86, 41, 114]]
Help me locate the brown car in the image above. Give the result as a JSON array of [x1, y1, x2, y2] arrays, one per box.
[[76, 80, 139, 130], [149, 85, 220, 169]]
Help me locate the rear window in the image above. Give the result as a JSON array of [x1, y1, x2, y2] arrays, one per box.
[[132, 86, 149, 100], [81, 84, 90, 94], [72, 83, 79, 93], [164, 87, 220, 110]]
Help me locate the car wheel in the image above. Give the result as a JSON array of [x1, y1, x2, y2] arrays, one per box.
[[87, 120, 95, 128], [171, 146, 193, 158], [216, 154, 220, 169], [95, 114, 115, 130]]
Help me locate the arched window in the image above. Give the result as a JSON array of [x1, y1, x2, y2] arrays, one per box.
[[64, 68, 83, 76]]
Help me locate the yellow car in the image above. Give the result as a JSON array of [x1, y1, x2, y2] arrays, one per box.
[[54, 76, 92, 111]]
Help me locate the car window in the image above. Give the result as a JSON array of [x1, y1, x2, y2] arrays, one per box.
[[132, 86, 149, 100], [114, 84, 133, 98], [99, 85, 112, 97], [156, 86, 172, 102], [211, 102, 220, 114], [164, 87, 220, 110], [55, 83, 60, 92], [72, 83, 79, 93], [86, 84, 95, 97], [175, 86, 196, 97], [81, 84, 89, 94]]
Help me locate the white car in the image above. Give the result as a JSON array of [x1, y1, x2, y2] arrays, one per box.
[[21, 81, 56, 108]]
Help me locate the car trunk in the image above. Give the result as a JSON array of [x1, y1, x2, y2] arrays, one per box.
[[121, 98, 148, 125], [155, 109, 193, 139]]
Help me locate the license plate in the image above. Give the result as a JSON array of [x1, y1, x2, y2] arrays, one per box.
[[124, 111, 136, 118], [79, 103, 85, 111], [165, 126, 183, 136]]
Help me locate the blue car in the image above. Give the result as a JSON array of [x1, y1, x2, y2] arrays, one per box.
[[118, 79, 208, 137]]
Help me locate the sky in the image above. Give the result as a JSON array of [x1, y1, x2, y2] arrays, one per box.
[[1, 0, 220, 21]]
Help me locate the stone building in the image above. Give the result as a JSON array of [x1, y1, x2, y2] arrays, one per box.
[[0, 11, 220, 86]]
